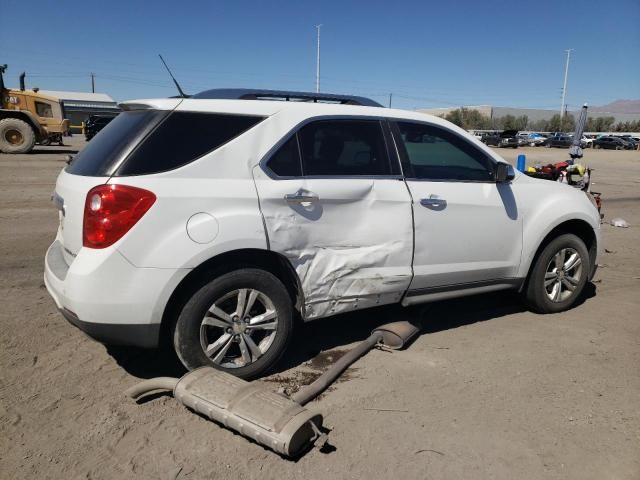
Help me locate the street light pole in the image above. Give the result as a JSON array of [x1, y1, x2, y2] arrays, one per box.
[[560, 49, 573, 124], [315, 24, 322, 93]]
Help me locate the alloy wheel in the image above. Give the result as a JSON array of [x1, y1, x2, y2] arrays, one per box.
[[199, 288, 278, 368], [544, 247, 583, 302]]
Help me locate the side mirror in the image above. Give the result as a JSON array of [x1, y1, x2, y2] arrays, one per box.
[[495, 163, 515, 183]]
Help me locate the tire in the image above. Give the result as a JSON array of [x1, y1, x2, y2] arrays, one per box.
[[524, 233, 589, 314], [615, 146, 622, 151], [545, 143, 551, 148], [0, 118, 36, 154], [173, 268, 294, 379], [594, 144, 601, 149], [39, 137, 51, 146]]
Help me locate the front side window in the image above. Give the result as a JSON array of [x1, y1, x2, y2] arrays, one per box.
[[396, 122, 494, 181], [298, 120, 391, 176], [266, 136, 302, 177], [35, 101, 53, 118]]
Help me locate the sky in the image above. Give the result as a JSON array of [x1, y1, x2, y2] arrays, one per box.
[[1, 0, 638, 111]]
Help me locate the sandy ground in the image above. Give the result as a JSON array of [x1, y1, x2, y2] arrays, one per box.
[[1, 137, 639, 479]]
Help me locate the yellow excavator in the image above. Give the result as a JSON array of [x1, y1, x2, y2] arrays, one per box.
[[0, 64, 69, 153]]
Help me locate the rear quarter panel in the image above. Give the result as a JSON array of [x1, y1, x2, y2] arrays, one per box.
[[111, 176, 267, 269]]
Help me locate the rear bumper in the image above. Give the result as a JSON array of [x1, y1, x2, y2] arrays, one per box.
[[44, 239, 189, 348], [59, 307, 161, 348]]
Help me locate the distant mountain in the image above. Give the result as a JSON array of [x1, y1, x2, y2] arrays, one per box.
[[591, 99, 640, 114]]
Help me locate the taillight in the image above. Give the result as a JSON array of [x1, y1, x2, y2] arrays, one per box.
[[83, 184, 156, 249]]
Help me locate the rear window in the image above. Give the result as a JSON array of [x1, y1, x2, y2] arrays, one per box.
[[66, 110, 264, 177]]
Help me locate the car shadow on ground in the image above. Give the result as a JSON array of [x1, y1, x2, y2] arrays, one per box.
[[107, 284, 597, 380], [272, 290, 529, 375]]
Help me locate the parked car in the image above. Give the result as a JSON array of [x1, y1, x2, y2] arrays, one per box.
[[543, 135, 587, 149], [593, 136, 633, 150], [518, 133, 546, 147], [579, 135, 593, 148], [482, 129, 519, 148], [470, 130, 484, 141], [44, 89, 601, 379], [618, 135, 640, 150], [84, 115, 117, 141], [516, 133, 530, 146]]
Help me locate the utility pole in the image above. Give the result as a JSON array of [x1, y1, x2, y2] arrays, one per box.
[[315, 24, 322, 93], [388, 93, 392, 108], [90, 72, 95, 93], [560, 49, 573, 124]]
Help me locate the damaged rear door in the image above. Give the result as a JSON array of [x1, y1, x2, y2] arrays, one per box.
[[253, 118, 413, 320]]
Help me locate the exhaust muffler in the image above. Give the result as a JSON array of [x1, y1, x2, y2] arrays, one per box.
[[125, 321, 419, 457]]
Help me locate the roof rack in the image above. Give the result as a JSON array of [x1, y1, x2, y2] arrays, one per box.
[[191, 88, 383, 107]]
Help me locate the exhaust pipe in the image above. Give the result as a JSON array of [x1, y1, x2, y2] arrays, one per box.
[[125, 321, 419, 457], [19, 72, 25, 91]]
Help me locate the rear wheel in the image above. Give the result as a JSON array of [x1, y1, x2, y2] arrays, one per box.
[[173, 268, 294, 379], [0, 118, 36, 154], [594, 144, 601, 149], [524, 234, 589, 313]]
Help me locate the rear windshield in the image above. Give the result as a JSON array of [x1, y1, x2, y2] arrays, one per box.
[[66, 110, 265, 177]]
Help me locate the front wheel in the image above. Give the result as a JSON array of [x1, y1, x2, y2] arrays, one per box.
[[524, 234, 589, 313], [173, 269, 294, 379]]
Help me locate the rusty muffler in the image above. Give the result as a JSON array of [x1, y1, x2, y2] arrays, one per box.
[[125, 321, 419, 457]]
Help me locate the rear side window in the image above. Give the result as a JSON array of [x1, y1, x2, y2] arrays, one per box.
[[66, 110, 264, 177], [117, 112, 264, 176], [298, 120, 391, 176], [66, 110, 165, 176]]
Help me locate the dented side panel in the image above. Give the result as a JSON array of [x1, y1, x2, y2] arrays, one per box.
[[253, 167, 413, 320]]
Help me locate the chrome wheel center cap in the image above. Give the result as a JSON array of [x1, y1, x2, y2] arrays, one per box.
[[232, 322, 243, 334]]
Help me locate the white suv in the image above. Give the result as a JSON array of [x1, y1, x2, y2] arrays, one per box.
[[44, 89, 601, 379]]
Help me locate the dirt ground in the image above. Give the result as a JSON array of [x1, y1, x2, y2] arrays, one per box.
[[1, 137, 639, 480]]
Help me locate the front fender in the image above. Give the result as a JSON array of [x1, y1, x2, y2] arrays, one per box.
[[516, 180, 600, 279]]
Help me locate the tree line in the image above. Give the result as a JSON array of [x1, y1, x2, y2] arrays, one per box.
[[441, 108, 640, 132]]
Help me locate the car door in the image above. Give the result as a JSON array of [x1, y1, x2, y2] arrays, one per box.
[[390, 120, 523, 295], [253, 118, 414, 320]]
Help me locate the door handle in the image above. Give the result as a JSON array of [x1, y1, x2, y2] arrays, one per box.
[[284, 190, 319, 204], [420, 196, 447, 209]]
